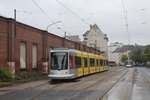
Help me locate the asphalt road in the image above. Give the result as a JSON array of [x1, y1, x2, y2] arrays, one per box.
[[0, 67, 150, 100]]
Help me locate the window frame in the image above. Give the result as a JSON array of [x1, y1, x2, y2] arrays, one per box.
[[32, 44, 38, 69], [20, 41, 27, 71]]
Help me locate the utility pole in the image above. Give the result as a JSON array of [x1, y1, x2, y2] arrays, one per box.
[[14, 9, 16, 36], [14, 9, 16, 21], [64, 31, 66, 38]]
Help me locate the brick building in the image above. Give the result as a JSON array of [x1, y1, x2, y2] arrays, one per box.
[[0, 16, 100, 75]]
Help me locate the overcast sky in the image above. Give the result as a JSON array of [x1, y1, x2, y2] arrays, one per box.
[[0, 0, 150, 46]]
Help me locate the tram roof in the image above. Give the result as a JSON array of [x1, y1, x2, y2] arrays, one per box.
[[51, 48, 106, 59]]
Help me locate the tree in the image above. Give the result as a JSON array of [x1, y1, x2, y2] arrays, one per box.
[[129, 48, 143, 65], [129, 45, 150, 66], [144, 46, 150, 61], [121, 55, 128, 63]]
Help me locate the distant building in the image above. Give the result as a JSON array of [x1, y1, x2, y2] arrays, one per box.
[[66, 35, 80, 42], [108, 42, 123, 64], [83, 24, 108, 57], [108, 43, 136, 65], [113, 45, 136, 64]]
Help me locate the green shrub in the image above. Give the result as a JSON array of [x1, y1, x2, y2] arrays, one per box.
[[0, 67, 13, 82]]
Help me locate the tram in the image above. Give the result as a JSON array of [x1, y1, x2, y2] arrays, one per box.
[[125, 60, 134, 68], [48, 48, 108, 80]]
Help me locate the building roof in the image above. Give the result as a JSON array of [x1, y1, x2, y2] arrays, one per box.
[[83, 24, 108, 40], [83, 30, 90, 36], [113, 45, 136, 53], [83, 24, 101, 36], [66, 35, 80, 42]]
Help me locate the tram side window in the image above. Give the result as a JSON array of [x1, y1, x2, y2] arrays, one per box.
[[99, 59, 101, 66], [95, 59, 97, 66], [90, 58, 95, 67], [83, 58, 88, 67], [97, 59, 99, 66], [100, 60, 103, 66], [106, 60, 108, 66], [75, 56, 81, 68], [69, 55, 72, 68], [104, 60, 106, 66]]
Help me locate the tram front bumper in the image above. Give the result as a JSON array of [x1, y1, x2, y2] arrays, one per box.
[[48, 74, 75, 79]]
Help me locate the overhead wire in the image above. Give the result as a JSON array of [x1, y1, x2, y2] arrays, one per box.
[[32, 0, 62, 31], [90, 13, 96, 25], [58, 12, 72, 35], [55, 0, 90, 26], [32, 0, 71, 36], [15, 10, 39, 28], [32, 0, 54, 23], [122, 0, 130, 45], [122, 0, 128, 31], [29, 12, 38, 27]]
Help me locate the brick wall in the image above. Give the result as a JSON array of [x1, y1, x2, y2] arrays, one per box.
[[0, 17, 9, 67]]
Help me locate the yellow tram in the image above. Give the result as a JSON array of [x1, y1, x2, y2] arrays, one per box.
[[48, 48, 108, 80]]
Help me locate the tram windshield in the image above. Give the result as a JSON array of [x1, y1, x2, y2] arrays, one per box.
[[51, 52, 68, 70]]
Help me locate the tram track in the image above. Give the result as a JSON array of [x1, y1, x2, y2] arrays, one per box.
[[31, 70, 115, 90], [29, 67, 125, 92], [140, 68, 150, 83], [0, 71, 108, 100], [0, 68, 128, 100], [64, 69, 129, 100], [131, 67, 150, 100], [97, 68, 131, 100], [30, 71, 114, 100], [31, 68, 128, 100]]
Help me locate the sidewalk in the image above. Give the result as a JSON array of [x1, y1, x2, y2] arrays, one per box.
[[0, 79, 50, 91]]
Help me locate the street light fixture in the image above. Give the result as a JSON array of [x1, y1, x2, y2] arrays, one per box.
[[46, 21, 61, 32], [57, 27, 67, 38]]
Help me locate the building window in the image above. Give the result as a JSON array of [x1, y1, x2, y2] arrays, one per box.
[[32, 44, 38, 68], [20, 42, 26, 69]]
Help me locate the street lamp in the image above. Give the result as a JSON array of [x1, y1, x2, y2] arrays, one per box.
[[46, 21, 61, 32], [57, 27, 67, 38]]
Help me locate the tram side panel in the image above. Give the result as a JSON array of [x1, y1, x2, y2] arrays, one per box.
[[83, 58, 89, 75], [82, 52, 89, 76], [76, 51, 84, 77], [89, 53, 95, 74], [69, 55, 77, 79], [103, 58, 108, 71], [96, 56, 100, 72], [89, 58, 93, 74], [106, 59, 109, 70], [99, 60, 102, 71]]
